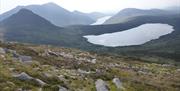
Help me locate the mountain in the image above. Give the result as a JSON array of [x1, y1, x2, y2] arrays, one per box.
[[73, 10, 113, 21], [73, 11, 107, 20], [104, 8, 174, 24], [0, 8, 68, 45], [1, 9, 56, 27], [0, 9, 179, 90], [72, 10, 96, 21], [0, 2, 95, 27], [164, 6, 180, 14], [87, 12, 107, 20], [1, 8, 180, 64], [0, 8, 91, 47], [73, 11, 111, 25], [0, 6, 22, 22], [91, 16, 112, 25]]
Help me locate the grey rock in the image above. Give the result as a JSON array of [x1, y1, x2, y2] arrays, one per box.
[[0, 47, 6, 54], [19, 55, 32, 62], [58, 75, 66, 82], [42, 72, 53, 78], [13, 72, 46, 86], [177, 69, 180, 72], [34, 79, 46, 86], [59, 52, 73, 58], [5, 49, 19, 58], [78, 69, 91, 74], [112, 78, 123, 89], [90, 58, 96, 64], [47, 50, 59, 57], [16, 88, 32, 91], [77, 57, 96, 64], [12, 50, 19, 58], [13, 72, 33, 80], [95, 79, 109, 91], [58, 86, 68, 91]]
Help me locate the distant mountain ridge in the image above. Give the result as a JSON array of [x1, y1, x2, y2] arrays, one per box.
[[104, 8, 176, 24], [73, 10, 108, 21], [0, 8, 67, 45], [165, 6, 180, 12], [1, 9, 56, 27], [0, 2, 95, 27], [88, 12, 107, 20]]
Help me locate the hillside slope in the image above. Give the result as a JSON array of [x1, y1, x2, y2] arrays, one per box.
[[0, 41, 179, 91]]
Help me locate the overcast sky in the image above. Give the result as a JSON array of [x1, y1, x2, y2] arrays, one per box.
[[0, 0, 179, 14]]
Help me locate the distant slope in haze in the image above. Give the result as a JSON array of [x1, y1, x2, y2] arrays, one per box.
[[91, 16, 112, 25], [0, 9, 68, 45], [104, 8, 175, 24], [87, 12, 107, 20], [0, 3, 95, 27]]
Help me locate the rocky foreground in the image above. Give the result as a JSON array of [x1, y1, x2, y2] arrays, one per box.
[[0, 42, 179, 91]]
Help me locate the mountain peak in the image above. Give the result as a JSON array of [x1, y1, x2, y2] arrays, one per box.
[[1, 8, 55, 27], [119, 8, 144, 13], [73, 10, 81, 13], [18, 8, 33, 14], [42, 2, 60, 7], [0, 2, 94, 27], [41, 2, 70, 14]]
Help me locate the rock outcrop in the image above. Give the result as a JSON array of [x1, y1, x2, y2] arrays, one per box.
[[59, 86, 68, 91], [112, 78, 123, 89], [34, 78, 46, 86], [19, 55, 32, 63], [13, 72, 33, 80], [95, 79, 109, 91], [0, 47, 6, 54], [13, 72, 46, 86]]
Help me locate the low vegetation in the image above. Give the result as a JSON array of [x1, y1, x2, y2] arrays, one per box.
[[0, 42, 179, 91]]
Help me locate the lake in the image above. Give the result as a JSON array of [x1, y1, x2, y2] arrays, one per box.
[[91, 16, 112, 25], [84, 23, 174, 47]]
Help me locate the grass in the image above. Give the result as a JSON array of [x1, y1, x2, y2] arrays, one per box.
[[0, 42, 179, 91]]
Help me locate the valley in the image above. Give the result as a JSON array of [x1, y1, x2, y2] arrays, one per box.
[[0, 1, 180, 91]]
